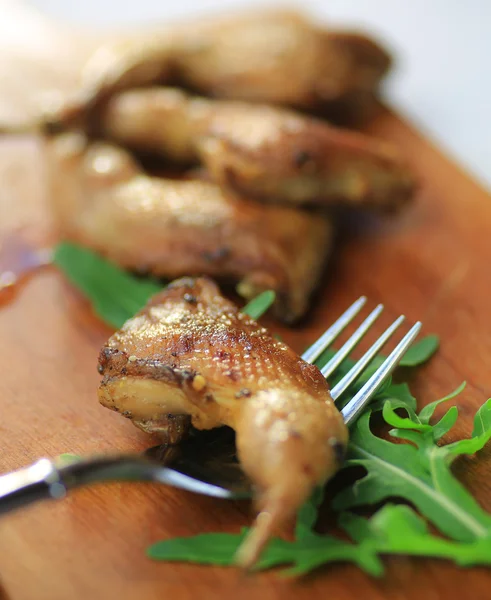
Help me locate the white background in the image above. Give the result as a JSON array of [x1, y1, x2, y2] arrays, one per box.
[[31, 0, 491, 190]]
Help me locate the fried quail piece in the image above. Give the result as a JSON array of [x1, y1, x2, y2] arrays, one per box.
[[99, 87, 415, 210], [0, 7, 391, 131], [98, 276, 348, 567], [50, 10, 391, 125], [47, 133, 332, 322], [170, 11, 392, 113]]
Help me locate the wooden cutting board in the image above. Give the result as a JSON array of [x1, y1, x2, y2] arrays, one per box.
[[1, 107, 491, 600]]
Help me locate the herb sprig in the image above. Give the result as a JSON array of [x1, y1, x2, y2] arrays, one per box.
[[54, 242, 162, 328]]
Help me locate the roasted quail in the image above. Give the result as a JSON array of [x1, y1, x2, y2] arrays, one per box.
[[49, 10, 392, 125], [47, 133, 333, 322], [98, 87, 414, 209], [98, 277, 348, 567]]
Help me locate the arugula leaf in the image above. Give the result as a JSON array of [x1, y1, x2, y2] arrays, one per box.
[[54, 242, 162, 328], [340, 505, 491, 567], [419, 382, 467, 424], [335, 385, 491, 543], [147, 530, 248, 566], [56, 453, 82, 464], [442, 398, 491, 459], [273, 531, 383, 577], [473, 399, 491, 437], [148, 526, 384, 576], [147, 491, 384, 577], [370, 382, 417, 414], [294, 486, 324, 540], [381, 402, 431, 432], [241, 291, 276, 320], [399, 334, 439, 367]]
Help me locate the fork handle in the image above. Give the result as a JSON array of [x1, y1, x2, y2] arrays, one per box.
[[0, 454, 235, 517], [0, 459, 65, 516], [0, 456, 162, 517]]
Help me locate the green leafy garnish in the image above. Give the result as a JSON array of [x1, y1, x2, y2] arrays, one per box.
[[54, 242, 162, 328], [334, 385, 491, 543], [56, 453, 82, 464], [241, 290, 276, 319], [148, 384, 491, 574], [147, 486, 383, 576], [339, 503, 491, 569], [399, 334, 440, 367]]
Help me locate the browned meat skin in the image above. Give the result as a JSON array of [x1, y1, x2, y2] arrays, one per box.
[[319, 31, 393, 124], [169, 12, 392, 112], [49, 10, 391, 125], [0, 8, 391, 131], [99, 87, 415, 210], [98, 277, 348, 567], [47, 133, 332, 322]]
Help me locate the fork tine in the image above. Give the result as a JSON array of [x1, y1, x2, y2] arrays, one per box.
[[301, 296, 366, 364], [341, 321, 422, 425], [331, 315, 405, 400], [320, 304, 383, 378]]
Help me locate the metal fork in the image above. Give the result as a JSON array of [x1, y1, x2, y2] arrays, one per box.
[[0, 298, 421, 514]]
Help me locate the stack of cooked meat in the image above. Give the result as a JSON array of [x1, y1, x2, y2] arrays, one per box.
[[37, 9, 415, 322], [11, 9, 416, 566]]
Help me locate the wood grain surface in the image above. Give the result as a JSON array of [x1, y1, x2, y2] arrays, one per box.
[[1, 108, 491, 600]]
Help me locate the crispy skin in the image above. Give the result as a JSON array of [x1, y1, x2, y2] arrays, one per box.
[[48, 10, 391, 125], [99, 87, 415, 210], [47, 133, 332, 322], [98, 277, 348, 566], [0, 8, 390, 130], [169, 11, 392, 113]]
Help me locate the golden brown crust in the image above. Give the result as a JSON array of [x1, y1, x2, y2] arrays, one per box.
[[0, 8, 392, 131], [98, 277, 332, 409], [97, 276, 348, 565], [98, 274, 343, 437], [98, 87, 415, 210], [47, 133, 333, 322], [170, 14, 392, 118], [43, 10, 392, 127], [169, 10, 339, 109]]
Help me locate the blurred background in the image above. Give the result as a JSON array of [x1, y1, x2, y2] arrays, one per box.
[[29, 0, 490, 190]]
